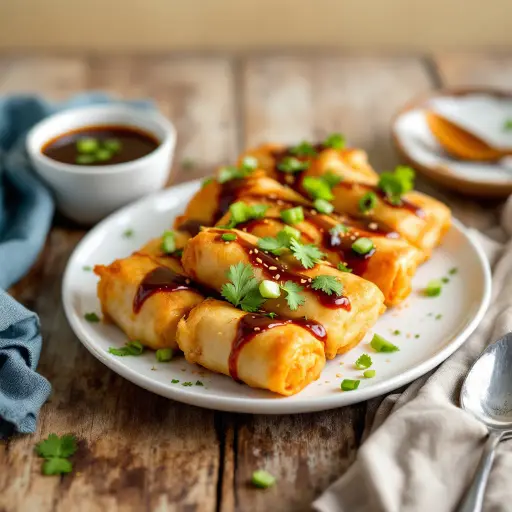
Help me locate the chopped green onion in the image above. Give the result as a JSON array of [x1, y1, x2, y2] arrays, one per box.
[[281, 225, 301, 241], [230, 201, 250, 223], [415, 334, 420, 339], [290, 140, 317, 157], [337, 262, 352, 273], [441, 277, 450, 284], [324, 133, 346, 150], [95, 149, 113, 162], [76, 154, 96, 165], [252, 470, 276, 488], [370, 334, 399, 353], [122, 229, 134, 238], [76, 137, 99, 154], [436, 314, 443, 320], [161, 231, 176, 254], [202, 177, 214, 188], [103, 138, 122, 153], [313, 198, 334, 214], [340, 379, 360, 391], [222, 233, 237, 242], [84, 312, 100, 322], [259, 280, 281, 299], [82, 265, 92, 272], [359, 191, 377, 213], [302, 176, 334, 201], [352, 237, 374, 255], [277, 156, 310, 173], [424, 279, 442, 297], [448, 267, 458, 275], [280, 206, 304, 225], [240, 156, 258, 171], [127, 340, 144, 355], [364, 370, 376, 379], [156, 348, 174, 362], [392, 329, 401, 335], [218, 166, 240, 183]]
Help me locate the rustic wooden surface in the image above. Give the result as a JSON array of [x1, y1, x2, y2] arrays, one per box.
[[0, 52, 506, 512]]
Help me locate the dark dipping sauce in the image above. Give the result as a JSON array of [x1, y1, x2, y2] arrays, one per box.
[[133, 266, 215, 313], [228, 313, 326, 382], [212, 229, 351, 311], [42, 125, 160, 166]]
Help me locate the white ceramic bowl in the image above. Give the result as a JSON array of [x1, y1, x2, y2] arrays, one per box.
[[26, 105, 176, 225]]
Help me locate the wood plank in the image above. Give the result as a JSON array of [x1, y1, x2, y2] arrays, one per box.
[[234, 55, 434, 511], [0, 55, 240, 512], [88, 55, 238, 185], [433, 52, 512, 88]]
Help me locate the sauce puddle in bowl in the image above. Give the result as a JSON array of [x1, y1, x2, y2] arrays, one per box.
[[42, 125, 160, 166]]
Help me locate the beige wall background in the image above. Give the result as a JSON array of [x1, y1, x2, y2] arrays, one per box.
[[0, 0, 511, 52]]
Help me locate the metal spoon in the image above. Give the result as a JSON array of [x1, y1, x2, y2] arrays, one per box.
[[458, 332, 512, 512]]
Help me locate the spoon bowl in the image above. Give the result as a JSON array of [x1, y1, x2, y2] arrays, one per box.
[[458, 332, 512, 512], [461, 332, 512, 429]]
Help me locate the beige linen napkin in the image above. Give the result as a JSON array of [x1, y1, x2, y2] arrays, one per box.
[[314, 198, 512, 512]]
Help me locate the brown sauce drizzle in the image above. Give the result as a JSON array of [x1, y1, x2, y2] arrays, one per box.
[[228, 313, 326, 382], [133, 266, 216, 313], [176, 219, 204, 237], [213, 229, 351, 311], [337, 182, 425, 218]]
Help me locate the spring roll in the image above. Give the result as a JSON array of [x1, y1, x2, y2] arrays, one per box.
[[95, 253, 204, 350], [177, 299, 326, 396], [240, 143, 452, 256], [182, 228, 385, 359], [214, 176, 423, 306]]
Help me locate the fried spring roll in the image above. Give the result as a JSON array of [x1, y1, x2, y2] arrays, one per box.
[[182, 229, 385, 359], [177, 299, 326, 396], [95, 253, 204, 350], [240, 143, 452, 256], [214, 175, 423, 306]]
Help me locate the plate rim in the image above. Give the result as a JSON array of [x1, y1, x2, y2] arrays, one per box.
[[62, 180, 492, 414], [391, 86, 512, 198]]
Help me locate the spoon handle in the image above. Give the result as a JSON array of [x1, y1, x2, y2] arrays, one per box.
[[458, 431, 502, 512]]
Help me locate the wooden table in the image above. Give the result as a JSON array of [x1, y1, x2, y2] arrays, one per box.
[[0, 52, 505, 512]]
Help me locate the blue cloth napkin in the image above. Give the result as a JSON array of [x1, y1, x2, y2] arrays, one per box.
[[0, 94, 151, 437]]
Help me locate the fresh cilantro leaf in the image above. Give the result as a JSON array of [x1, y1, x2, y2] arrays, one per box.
[[182, 382, 193, 386], [36, 434, 77, 459], [289, 239, 325, 269], [195, 380, 204, 386], [221, 263, 266, 312], [277, 157, 310, 173], [337, 262, 352, 273], [257, 230, 294, 255], [84, 312, 100, 322], [311, 275, 343, 296], [354, 353, 372, 370], [281, 281, 305, 311], [324, 133, 346, 150], [42, 458, 73, 475], [378, 166, 415, 203], [171, 379, 180, 384], [290, 141, 317, 157]]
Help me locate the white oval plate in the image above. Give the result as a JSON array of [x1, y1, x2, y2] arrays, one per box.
[[63, 180, 491, 414]]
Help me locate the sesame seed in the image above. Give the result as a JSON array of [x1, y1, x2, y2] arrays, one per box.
[[249, 250, 253, 255], [275, 274, 281, 280], [369, 222, 378, 230], [254, 248, 259, 254], [300, 279, 307, 284], [254, 327, 261, 331], [269, 266, 277, 270], [256, 258, 263, 264]]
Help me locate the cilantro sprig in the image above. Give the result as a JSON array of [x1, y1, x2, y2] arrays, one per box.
[[257, 228, 300, 255], [36, 434, 78, 476], [289, 238, 325, 269], [281, 281, 305, 311], [311, 275, 343, 296], [221, 263, 266, 312], [377, 166, 415, 205]]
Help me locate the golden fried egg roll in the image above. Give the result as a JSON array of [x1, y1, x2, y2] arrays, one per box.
[[177, 299, 326, 396], [214, 176, 422, 306], [182, 229, 385, 359], [240, 143, 452, 257], [95, 253, 204, 350]]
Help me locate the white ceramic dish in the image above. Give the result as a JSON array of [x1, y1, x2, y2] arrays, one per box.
[[392, 88, 512, 197], [27, 105, 176, 225], [62, 180, 492, 414]]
